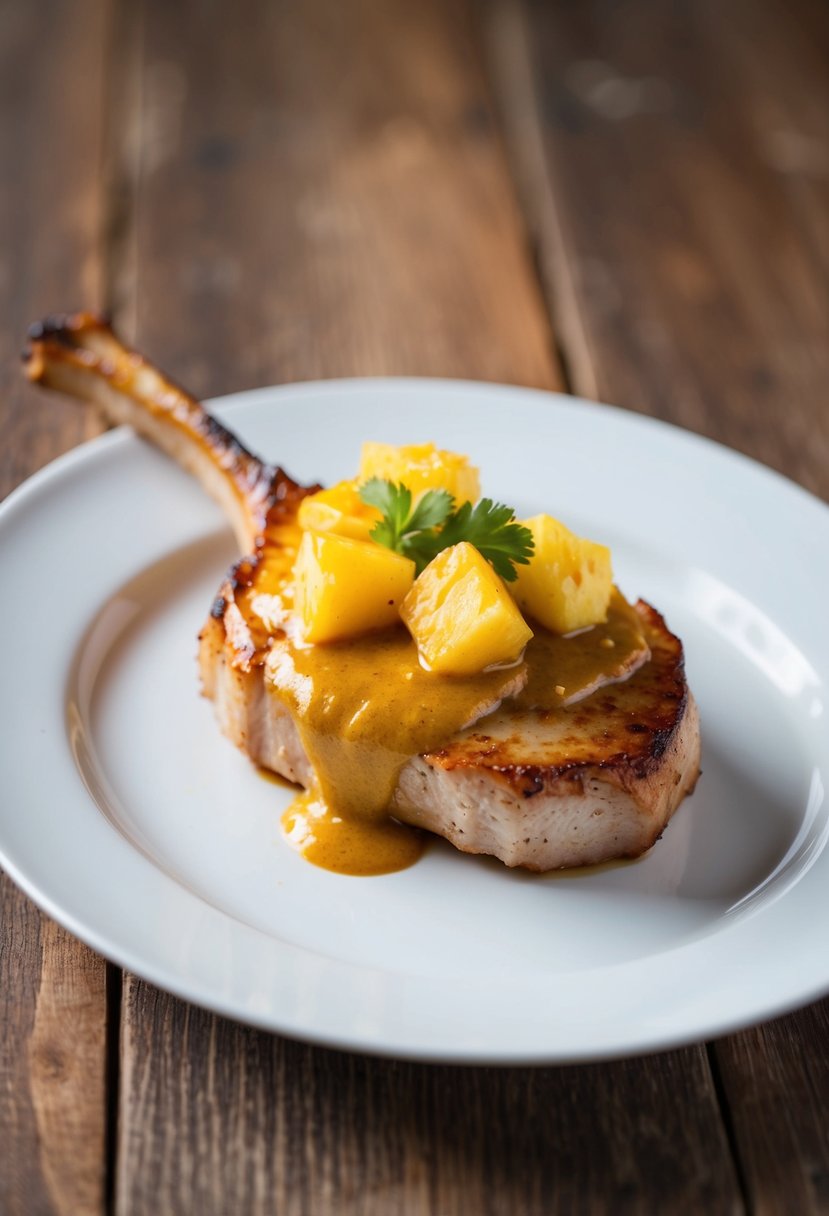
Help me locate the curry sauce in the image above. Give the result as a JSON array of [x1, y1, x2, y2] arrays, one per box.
[[267, 592, 648, 875]]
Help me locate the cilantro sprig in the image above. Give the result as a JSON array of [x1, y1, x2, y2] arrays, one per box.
[[359, 479, 534, 581], [359, 480, 453, 556]]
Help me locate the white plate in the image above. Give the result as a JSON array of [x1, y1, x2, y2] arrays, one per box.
[[1, 379, 828, 1063]]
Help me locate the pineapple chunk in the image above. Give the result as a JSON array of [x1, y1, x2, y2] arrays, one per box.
[[294, 531, 415, 643], [298, 480, 381, 542], [512, 514, 612, 634], [359, 442, 480, 504], [401, 542, 533, 674]]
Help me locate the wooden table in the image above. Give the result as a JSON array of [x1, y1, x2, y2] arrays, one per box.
[[2, 1, 828, 1211]]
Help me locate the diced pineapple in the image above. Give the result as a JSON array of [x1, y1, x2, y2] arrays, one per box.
[[511, 514, 612, 634], [359, 442, 480, 504], [297, 480, 381, 542], [293, 531, 415, 643], [401, 542, 533, 675]]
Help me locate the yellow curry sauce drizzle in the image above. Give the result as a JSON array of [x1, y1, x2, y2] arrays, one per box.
[[266, 591, 647, 877]]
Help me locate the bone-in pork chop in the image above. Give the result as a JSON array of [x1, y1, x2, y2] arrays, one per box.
[[23, 313, 700, 871]]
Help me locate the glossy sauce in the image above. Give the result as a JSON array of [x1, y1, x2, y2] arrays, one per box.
[[516, 592, 648, 710], [266, 590, 646, 870], [268, 627, 522, 874], [282, 791, 426, 876], [267, 592, 648, 876]]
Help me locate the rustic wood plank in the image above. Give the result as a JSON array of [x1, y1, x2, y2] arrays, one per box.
[[120, 984, 740, 1216], [712, 1004, 829, 1215], [115, 0, 558, 398], [0, 2, 110, 1211], [488, 0, 829, 1211], [489, 0, 829, 497], [0, 4, 106, 493]]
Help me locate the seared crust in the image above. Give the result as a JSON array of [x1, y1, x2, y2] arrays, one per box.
[[26, 312, 701, 871], [395, 603, 700, 868], [428, 602, 690, 788]]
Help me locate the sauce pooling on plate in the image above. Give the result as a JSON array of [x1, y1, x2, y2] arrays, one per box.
[[267, 592, 648, 876]]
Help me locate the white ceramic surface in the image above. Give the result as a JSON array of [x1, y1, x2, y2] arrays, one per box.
[[1, 379, 827, 1063]]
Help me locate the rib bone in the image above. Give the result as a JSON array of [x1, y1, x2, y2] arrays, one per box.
[[23, 313, 306, 551]]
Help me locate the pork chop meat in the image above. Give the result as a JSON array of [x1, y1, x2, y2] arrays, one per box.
[[24, 313, 701, 871]]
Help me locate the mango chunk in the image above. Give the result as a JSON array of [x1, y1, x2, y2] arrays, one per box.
[[298, 480, 381, 542], [294, 532, 415, 643], [359, 442, 480, 504], [512, 514, 612, 634], [401, 542, 533, 674]]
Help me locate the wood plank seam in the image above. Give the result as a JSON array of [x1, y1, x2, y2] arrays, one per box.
[[706, 1041, 752, 1214], [482, 0, 598, 401], [101, 0, 145, 343], [98, 4, 151, 1210], [104, 963, 124, 1216]]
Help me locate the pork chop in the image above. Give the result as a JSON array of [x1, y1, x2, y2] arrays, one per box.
[[23, 313, 701, 870]]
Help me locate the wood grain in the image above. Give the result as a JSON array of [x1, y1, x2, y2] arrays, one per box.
[[713, 1003, 829, 1216], [489, 0, 829, 497], [108, 0, 558, 400], [0, 3, 110, 1214], [107, 0, 739, 1212], [489, 0, 829, 1211], [0, 0, 106, 496], [119, 984, 740, 1216], [1, 868, 108, 1216]]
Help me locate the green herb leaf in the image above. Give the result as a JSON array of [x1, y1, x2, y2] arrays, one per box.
[[360, 479, 453, 556], [359, 478, 411, 546], [412, 498, 534, 580], [405, 488, 454, 533], [359, 479, 533, 580]]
